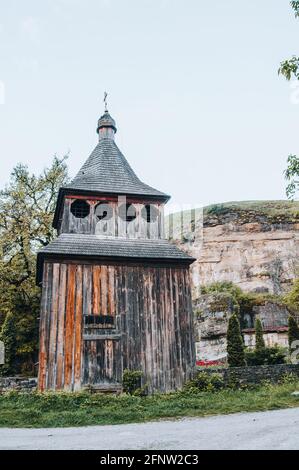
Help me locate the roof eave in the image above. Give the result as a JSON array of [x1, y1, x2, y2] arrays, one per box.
[[36, 251, 195, 286]]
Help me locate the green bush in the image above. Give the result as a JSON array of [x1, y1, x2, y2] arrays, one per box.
[[245, 346, 286, 366], [184, 371, 225, 393], [122, 369, 146, 396], [288, 315, 299, 352]]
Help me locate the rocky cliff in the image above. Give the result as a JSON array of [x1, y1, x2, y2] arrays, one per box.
[[169, 200, 299, 295], [167, 200, 299, 364]]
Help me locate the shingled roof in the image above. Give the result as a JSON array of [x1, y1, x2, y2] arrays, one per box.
[[64, 137, 168, 198], [53, 111, 169, 228], [36, 234, 195, 283]]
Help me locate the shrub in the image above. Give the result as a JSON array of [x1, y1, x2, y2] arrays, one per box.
[[245, 346, 286, 366], [288, 315, 299, 352], [200, 281, 243, 298], [122, 369, 145, 395], [255, 318, 265, 352], [227, 314, 246, 367], [184, 372, 224, 393], [284, 278, 299, 311]]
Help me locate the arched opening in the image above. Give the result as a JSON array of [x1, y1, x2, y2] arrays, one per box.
[[119, 203, 137, 222], [95, 202, 113, 221], [141, 204, 159, 223]]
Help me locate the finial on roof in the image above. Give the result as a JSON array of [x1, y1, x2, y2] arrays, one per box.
[[103, 91, 108, 112], [97, 93, 117, 139]]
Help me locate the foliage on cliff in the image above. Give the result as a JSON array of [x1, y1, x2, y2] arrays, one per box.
[[204, 200, 299, 227], [0, 156, 69, 376]]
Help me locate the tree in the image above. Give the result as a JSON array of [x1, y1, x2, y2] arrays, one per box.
[[0, 156, 68, 375], [227, 314, 246, 367], [288, 315, 299, 352], [255, 318, 265, 352], [285, 155, 299, 200], [278, 2, 299, 81], [0, 312, 17, 375], [284, 278, 299, 311], [278, 3, 299, 199]]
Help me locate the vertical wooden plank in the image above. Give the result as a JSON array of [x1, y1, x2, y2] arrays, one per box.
[[74, 265, 83, 391], [47, 263, 60, 390], [83, 265, 92, 317], [64, 264, 76, 390], [92, 265, 101, 315], [107, 266, 115, 316], [101, 265, 108, 316], [168, 267, 176, 390], [38, 263, 50, 392], [56, 263, 67, 390], [44, 263, 53, 390]]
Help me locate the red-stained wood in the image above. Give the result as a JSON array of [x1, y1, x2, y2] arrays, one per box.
[[92, 265, 101, 315], [64, 264, 76, 390], [55, 264, 67, 390], [100, 265, 108, 316], [74, 265, 83, 390]]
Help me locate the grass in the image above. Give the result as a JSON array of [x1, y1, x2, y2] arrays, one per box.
[[1, 381, 299, 428], [165, 200, 299, 230]]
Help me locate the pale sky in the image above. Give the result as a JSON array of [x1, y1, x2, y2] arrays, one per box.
[[0, 0, 299, 210]]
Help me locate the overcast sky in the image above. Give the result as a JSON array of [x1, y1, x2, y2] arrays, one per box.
[[0, 0, 299, 210]]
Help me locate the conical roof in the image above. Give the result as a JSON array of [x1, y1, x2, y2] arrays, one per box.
[[64, 137, 168, 198], [52, 110, 169, 228]]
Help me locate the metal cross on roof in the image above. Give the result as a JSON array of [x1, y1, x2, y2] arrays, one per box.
[[103, 91, 108, 112]]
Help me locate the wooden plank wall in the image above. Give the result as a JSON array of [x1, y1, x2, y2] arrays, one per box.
[[39, 262, 84, 391], [38, 261, 195, 393]]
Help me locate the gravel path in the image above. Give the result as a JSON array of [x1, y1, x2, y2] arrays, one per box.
[[1, 407, 299, 450]]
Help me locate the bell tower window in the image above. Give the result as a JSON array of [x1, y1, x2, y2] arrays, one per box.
[[70, 200, 90, 219], [95, 202, 113, 221], [141, 204, 159, 223], [119, 203, 137, 222]]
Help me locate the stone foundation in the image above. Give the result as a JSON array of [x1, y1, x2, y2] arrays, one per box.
[[0, 377, 37, 393], [203, 363, 299, 386]]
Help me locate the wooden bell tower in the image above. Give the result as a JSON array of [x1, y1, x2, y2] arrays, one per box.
[[37, 105, 195, 393]]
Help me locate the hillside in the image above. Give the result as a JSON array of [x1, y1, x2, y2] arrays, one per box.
[[167, 200, 299, 295]]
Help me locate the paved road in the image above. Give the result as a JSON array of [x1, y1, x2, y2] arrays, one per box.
[[1, 408, 299, 450]]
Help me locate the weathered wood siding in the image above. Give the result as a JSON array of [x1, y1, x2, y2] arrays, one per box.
[[58, 198, 165, 240], [38, 261, 195, 393]]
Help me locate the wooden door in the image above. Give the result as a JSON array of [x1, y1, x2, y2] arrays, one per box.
[[82, 337, 122, 389], [82, 313, 122, 390]]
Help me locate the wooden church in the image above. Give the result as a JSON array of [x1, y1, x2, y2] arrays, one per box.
[[36, 105, 195, 393]]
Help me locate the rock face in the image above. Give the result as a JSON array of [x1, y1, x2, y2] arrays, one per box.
[[194, 293, 235, 364], [168, 201, 299, 364], [172, 201, 299, 295]]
